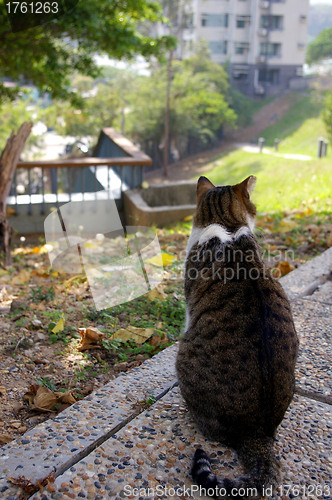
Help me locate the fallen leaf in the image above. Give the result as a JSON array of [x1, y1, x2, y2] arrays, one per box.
[[276, 261, 295, 276], [0, 434, 12, 443], [145, 253, 177, 267], [146, 284, 167, 301], [11, 269, 31, 285], [279, 220, 297, 232], [112, 325, 154, 344], [77, 327, 105, 351], [326, 232, 332, 248], [183, 215, 193, 222], [54, 391, 78, 405], [6, 206, 15, 217], [148, 331, 169, 347], [23, 385, 57, 412], [52, 316, 65, 334], [32, 246, 40, 254]]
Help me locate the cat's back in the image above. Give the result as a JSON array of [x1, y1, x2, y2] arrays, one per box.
[[176, 177, 299, 443]]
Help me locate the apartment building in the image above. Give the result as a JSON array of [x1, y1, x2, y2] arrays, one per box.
[[183, 0, 309, 97]]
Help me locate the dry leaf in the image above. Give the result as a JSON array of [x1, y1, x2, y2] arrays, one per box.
[[0, 434, 12, 443], [54, 391, 78, 405], [6, 206, 15, 217], [276, 261, 295, 276], [77, 327, 105, 351], [146, 284, 167, 301], [148, 331, 168, 347], [34, 387, 58, 411], [112, 325, 154, 344], [11, 269, 31, 285], [327, 232, 332, 248]]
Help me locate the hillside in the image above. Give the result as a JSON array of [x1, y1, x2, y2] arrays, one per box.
[[308, 3, 332, 42]]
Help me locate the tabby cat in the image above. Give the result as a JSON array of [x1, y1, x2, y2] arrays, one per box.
[[176, 176, 299, 498]]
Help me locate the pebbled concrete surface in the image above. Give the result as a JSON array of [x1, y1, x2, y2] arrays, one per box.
[[0, 248, 332, 500]]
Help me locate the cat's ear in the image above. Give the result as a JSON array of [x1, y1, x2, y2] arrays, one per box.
[[197, 176, 215, 205], [234, 176, 256, 200]]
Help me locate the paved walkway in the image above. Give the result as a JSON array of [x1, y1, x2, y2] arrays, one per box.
[[0, 249, 331, 500], [235, 143, 313, 161]]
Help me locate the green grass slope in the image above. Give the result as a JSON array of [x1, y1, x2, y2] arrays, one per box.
[[193, 96, 332, 213]]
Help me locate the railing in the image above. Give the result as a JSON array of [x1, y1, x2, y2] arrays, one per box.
[[7, 156, 152, 216]]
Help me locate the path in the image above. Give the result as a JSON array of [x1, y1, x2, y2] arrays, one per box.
[[0, 247, 331, 499], [145, 93, 302, 185]]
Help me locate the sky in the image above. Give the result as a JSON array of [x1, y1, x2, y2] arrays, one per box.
[[310, 0, 332, 4]]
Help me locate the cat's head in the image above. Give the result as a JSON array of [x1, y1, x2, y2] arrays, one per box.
[[193, 176, 257, 232]]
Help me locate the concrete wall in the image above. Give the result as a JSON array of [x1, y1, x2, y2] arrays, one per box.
[[124, 182, 197, 227]]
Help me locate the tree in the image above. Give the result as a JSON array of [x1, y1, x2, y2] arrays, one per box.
[[0, 0, 175, 105], [126, 54, 237, 159], [306, 27, 332, 65], [0, 123, 32, 265], [322, 91, 332, 140]]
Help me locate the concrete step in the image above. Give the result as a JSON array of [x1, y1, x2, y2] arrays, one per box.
[[0, 249, 332, 499]]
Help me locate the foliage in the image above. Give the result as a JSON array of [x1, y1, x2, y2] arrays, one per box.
[[47, 71, 141, 138], [126, 52, 237, 157], [0, 0, 176, 106], [322, 90, 332, 141], [0, 92, 41, 151], [306, 27, 332, 65], [30, 285, 55, 303], [226, 87, 254, 127]]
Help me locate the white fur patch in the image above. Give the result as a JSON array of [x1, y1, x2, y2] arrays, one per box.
[[186, 223, 252, 255], [185, 223, 253, 332], [247, 215, 255, 232]]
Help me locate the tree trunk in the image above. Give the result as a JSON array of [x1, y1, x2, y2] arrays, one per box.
[[163, 50, 173, 177], [0, 122, 33, 266]]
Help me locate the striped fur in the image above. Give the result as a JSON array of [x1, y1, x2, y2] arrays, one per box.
[[176, 176, 299, 499]]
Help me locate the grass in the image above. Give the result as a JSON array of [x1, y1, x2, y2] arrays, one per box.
[[193, 95, 332, 213], [257, 95, 325, 156]]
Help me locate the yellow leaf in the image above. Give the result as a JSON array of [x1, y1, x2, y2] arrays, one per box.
[[0, 269, 9, 277], [145, 253, 176, 267], [146, 284, 167, 301], [279, 220, 297, 232], [83, 242, 95, 248], [277, 261, 295, 276], [52, 316, 65, 334], [183, 215, 193, 222], [6, 206, 15, 217], [112, 326, 154, 344], [32, 246, 40, 254]]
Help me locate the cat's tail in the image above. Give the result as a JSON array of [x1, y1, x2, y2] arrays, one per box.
[[191, 437, 280, 499]]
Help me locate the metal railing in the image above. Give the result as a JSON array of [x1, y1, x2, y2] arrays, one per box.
[[8, 156, 151, 215]]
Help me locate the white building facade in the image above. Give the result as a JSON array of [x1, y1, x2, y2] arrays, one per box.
[[183, 0, 309, 97]]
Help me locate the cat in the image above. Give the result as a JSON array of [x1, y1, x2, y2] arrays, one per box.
[[176, 176, 299, 498]]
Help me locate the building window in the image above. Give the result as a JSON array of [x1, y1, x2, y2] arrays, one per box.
[[235, 43, 249, 54], [209, 41, 228, 54], [260, 15, 283, 30], [201, 14, 229, 27], [236, 16, 250, 28], [258, 69, 280, 84], [259, 42, 281, 57]]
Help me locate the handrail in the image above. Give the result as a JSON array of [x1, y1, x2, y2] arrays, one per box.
[[17, 156, 152, 169]]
